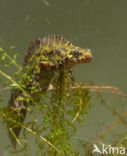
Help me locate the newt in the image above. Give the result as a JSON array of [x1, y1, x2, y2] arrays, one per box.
[[7, 34, 93, 148]]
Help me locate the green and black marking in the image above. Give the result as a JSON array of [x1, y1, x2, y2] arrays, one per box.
[[7, 34, 93, 148]]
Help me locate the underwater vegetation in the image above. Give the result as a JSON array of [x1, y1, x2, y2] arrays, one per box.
[[0, 35, 127, 156]]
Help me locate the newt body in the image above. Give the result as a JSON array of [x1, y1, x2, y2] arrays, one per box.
[[7, 35, 93, 147]]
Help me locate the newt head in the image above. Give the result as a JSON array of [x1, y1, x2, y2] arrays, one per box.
[[64, 46, 93, 69], [25, 35, 93, 70]]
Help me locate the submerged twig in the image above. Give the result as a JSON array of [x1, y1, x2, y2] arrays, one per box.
[[71, 84, 127, 97]]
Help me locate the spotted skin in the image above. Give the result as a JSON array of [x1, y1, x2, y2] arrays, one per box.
[[7, 34, 93, 148]]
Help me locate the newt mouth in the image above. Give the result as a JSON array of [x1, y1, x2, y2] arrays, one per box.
[[82, 50, 93, 63], [80, 54, 93, 63]]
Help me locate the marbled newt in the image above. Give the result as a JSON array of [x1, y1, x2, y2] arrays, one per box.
[[7, 34, 93, 148]]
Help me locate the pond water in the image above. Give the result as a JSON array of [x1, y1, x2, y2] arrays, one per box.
[[0, 0, 127, 155]]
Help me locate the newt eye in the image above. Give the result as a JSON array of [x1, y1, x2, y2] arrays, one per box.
[[72, 50, 82, 57]]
